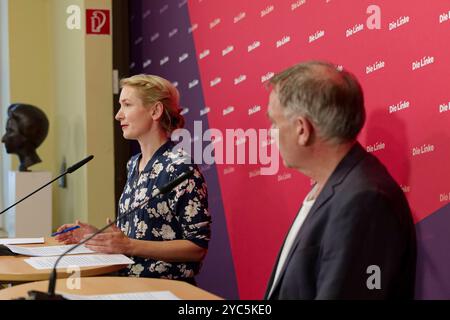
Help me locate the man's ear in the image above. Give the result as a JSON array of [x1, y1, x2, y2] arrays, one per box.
[[150, 101, 164, 121], [295, 116, 314, 146]]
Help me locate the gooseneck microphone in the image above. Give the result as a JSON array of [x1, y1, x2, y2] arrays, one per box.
[[65, 155, 94, 173], [0, 156, 94, 258], [27, 170, 194, 300], [0, 155, 94, 216]]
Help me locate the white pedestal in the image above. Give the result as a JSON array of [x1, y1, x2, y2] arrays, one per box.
[[4, 171, 52, 238]]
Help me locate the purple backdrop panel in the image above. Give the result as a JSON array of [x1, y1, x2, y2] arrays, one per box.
[[128, 0, 239, 299]]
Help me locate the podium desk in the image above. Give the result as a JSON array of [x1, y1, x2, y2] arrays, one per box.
[[0, 277, 222, 300], [0, 238, 126, 283]]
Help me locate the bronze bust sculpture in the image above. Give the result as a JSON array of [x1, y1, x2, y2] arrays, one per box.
[[1, 104, 49, 171]]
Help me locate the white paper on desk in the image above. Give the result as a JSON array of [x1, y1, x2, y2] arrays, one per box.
[[24, 254, 134, 270], [5, 244, 95, 257], [0, 238, 45, 245], [61, 291, 181, 300]]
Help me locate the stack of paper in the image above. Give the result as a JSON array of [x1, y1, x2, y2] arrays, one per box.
[[5, 242, 133, 270], [0, 238, 45, 245], [5, 244, 95, 257], [24, 254, 134, 270]]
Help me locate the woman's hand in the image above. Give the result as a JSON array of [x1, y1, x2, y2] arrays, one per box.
[[84, 219, 132, 255], [54, 220, 98, 244]]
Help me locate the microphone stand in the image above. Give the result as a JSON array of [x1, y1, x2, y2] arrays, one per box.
[[0, 155, 94, 257], [25, 170, 194, 300], [0, 155, 94, 216]]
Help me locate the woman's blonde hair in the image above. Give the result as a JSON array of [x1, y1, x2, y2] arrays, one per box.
[[120, 74, 185, 134]]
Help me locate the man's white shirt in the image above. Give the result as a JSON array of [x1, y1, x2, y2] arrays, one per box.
[[268, 186, 317, 298]]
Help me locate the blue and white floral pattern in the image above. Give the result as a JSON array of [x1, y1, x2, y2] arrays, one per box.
[[117, 141, 211, 281]]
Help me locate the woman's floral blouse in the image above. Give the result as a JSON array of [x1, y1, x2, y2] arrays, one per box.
[[117, 140, 211, 281]]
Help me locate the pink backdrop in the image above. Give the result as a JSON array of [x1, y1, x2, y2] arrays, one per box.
[[186, 0, 450, 298]]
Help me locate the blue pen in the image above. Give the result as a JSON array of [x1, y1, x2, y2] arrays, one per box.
[[51, 225, 80, 237]]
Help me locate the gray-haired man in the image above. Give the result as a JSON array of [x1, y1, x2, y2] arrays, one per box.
[[265, 61, 416, 299]]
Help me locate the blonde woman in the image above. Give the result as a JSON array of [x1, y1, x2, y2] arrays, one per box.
[[56, 75, 211, 284]]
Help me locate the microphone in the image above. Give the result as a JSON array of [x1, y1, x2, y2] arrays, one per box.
[[0, 156, 94, 257], [0, 155, 94, 216], [158, 170, 194, 194], [66, 155, 94, 173], [26, 169, 194, 300]]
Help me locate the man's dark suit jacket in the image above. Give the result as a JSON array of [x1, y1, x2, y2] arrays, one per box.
[[265, 143, 416, 299]]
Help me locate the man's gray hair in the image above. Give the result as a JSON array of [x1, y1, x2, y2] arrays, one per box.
[[269, 61, 366, 143]]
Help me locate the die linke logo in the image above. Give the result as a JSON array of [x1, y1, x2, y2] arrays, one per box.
[[210, 18, 221, 29], [412, 144, 435, 156], [440, 192, 450, 203], [389, 100, 410, 114], [346, 23, 364, 37], [234, 75, 247, 85], [276, 36, 291, 48], [142, 10, 151, 20], [188, 24, 198, 33], [222, 46, 234, 56], [151, 33, 160, 42], [178, 0, 188, 8], [86, 9, 110, 35], [261, 72, 274, 83], [440, 10, 450, 23], [160, 56, 169, 66], [169, 28, 178, 38], [160, 4, 169, 14], [248, 41, 261, 52], [366, 142, 386, 153], [143, 59, 151, 68], [412, 56, 435, 71], [223, 106, 235, 116], [180, 107, 189, 116], [439, 101, 450, 113], [199, 49, 210, 60], [234, 12, 246, 24], [291, 0, 306, 11], [278, 173, 292, 182], [309, 30, 325, 43], [261, 5, 274, 18], [366, 60, 385, 74], [389, 16, 410, 31], [210, 77, 222, 87]]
